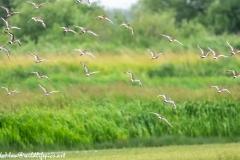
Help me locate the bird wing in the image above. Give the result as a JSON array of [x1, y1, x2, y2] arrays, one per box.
[[129, 27, 134, 36], [39, 20, 46, 28], [124, 72, 134, 79], [11, 26, 21, 30], [12, 90, 19, 93], [80, 62, 89, 73], [94, 15, 103, 19], [226, 40, 234, 51], [29, 53, 39, 60], [49, 90, 59, 94], [226, 70, 237, 75], [105, 17, 114, 24], [75, 26, 85, 32], [222, 89, 230, 94], [0, 6, 10, 13], [69, 29, 77, 34], [0, 46, 10, 59], [161, 34, 171, 39], [86, 52, 96, 58], [174, 39, 183, 45], [135, 79, 142, 86], [218, 54, 228, 58], [196, 44, 205, 55], [1, 17, 9, 27], [157, 94, 167, 99], [168, 100, 176, 109], [87, 30, 99, 36], [2, 87, 10, 92], [39, 84, 47, 93], [150, 112, 160, 117], [90, 71, 100, 74], [207, 47, 216, 55], [42, 75, 50, 80], [86, 0, 90, 4], [211, 86, 219, 90], [119, 23, 126, 27], [162, 117, 173, 127], [5, 31, 14, 41], [146, 48, 155, 57]]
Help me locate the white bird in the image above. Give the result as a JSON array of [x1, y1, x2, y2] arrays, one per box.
[[0, 6, 20, 17], [207, 47, 228, 60], [93, 15, 114, 24], [226, 40, 240, 56], [157, 94, 176, 109], [210, 86, 230, 94], [226, 70, 240, 79], [38, 84, 59, 97], [80, 62, 100, 76], [146, 48, 162, 60], [1, 17, 21, 30], [31, 72, 49, 81], [4, 31, 21, 46], [29, 53, 50, 63], [27, 1, 47, 10], [28, 17, 46, 28], [150, 112, 172, 127], [196, 44, 211, 59], [161, 34, 183, 45], [119, 23, 134, 36], [61, 27, 78, 34], [0, 46, 10, 59], [75, 26, 99, 36], [74, 49, 96, 58], [124, 72, 142, 87], [2, 87, 19, 95]]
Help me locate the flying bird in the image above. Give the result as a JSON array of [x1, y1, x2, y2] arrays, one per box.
[[226, 40, 240, 56], [207, 47, 228, 60], [29, 53, 50, 63], [74, 49, 96, 58], [4, 31, 21, 46], [210, 86, 230, 94], [28, 17, 46, 28], [161, 34, 183, 45], [124, 72, 142, 87], [2, 87, 19, 95], [80, 62, 100, 76], [93, 15, 114, 24], [119, 23, 134, 36], [75, 26, 99, 36], [61, 27, 78, 34], [0, 6, 20, 17], [157, 94, 176, 109], [226, 70, 240, 79], [150, 112, 172, 127], [0, 46, 10, 59], [38, 84, 59, 97], [27, 1, 47, 10], [1, 17, 21, 30], [76, 0, 90, 4], [196, 44, 211, 59], [146, 48, 162, 60], [31, 72, 50, 81]]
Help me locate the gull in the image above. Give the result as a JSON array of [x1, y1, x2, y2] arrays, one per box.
[[4, 31, 21, 46], [146, 48, 162, 60], [27, 1, 47, 10], [207, 47, 228, 60], [150, 112, 172, 127], [161, 34, 183, 45], [28, 17, 46, 28], [0, 6, 20, 17], [74, 49, 96, 58], [226, 40, 240, 56], [211, 86, 230, 94], [157, 94, 176, 109], [124, 72, 142, 87], [196, 44, 211, 59], [80, 62, 100, 76], [38, 84, 59, 97], [29, 53, 50, 63], [76, 0, 90, 4], [1, 17, 21, 30], [93, 15, 114, 24], [75, 26, 99, 36], [2, 87, 19, 95], [0, 46, 10, 59], [119, 23, 134, 36], [61, 27, 78, 34], [226, 70, 240, 79], [31, 72, 50, 81]]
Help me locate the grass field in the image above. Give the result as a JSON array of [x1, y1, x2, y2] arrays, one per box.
[[45, 143, 240, 160]]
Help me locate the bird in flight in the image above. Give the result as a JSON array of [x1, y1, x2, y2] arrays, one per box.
[[0, 46, 10, 59], [27, 1, 47, 10], [31, 72, 50, 81], [1, 17, 21, 30], [28, 17, 46, 28], [146, 48, 163, 60], [61, 27, 78, 35], [226, 40, 240, 56], [226, 70, 240, 79], [124, 72, 142, 87], [161, 34, 183, 45], [2, 87, 19, 95], [80, 62, 100, 76], [210, 86, 230, 94], [75, 26, 99, 36], [75, 49, 96, 58], [207, 47, 228, 60], [4, 31, 21, 46], [196, 44, 211, 59], [38, 84, 59, 97], [93, 15, 114, 24], [29, 53, 50, 63], [0, 6, 20, 17], [150, 112, 172, 127], [119, 23, 134, 36], [157, 94, 176, 109]]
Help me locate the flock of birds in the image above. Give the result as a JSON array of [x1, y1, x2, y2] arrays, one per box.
[[0, 1, 240, 127]]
